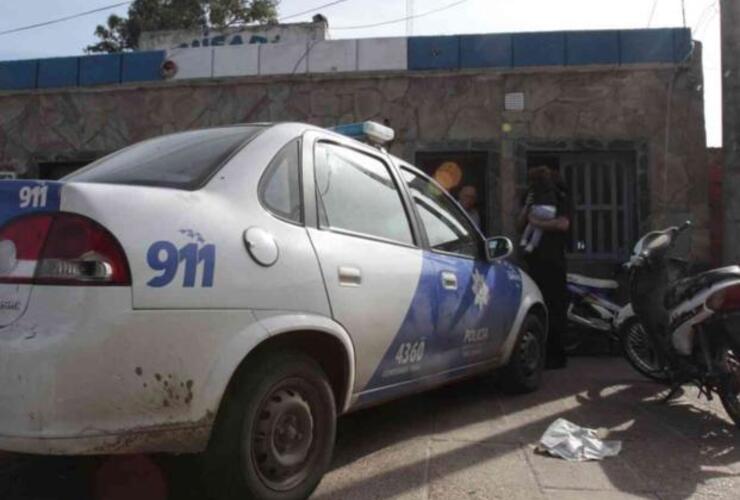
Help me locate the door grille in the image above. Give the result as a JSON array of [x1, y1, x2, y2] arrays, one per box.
[[561, 152, 637, 261]]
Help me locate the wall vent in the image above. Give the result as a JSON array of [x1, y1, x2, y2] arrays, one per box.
[[505, 92, 525, 111]]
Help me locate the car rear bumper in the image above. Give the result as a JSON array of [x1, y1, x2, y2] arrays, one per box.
[[0, 424, 211, 455], [0, 286, 265, 455]]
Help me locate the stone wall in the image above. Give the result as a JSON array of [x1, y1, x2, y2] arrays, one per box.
[[0, 58, 710, 261], [722, 0, 740, 263]]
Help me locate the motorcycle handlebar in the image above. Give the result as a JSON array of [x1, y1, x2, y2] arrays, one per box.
[[677, 220, 692, 234], [625, 220, 692, 270]]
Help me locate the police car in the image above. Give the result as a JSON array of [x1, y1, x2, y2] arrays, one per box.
[[0, 121, 546, 499]]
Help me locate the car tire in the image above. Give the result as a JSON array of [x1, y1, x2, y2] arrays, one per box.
[[204, 351, 336, 500], [499, 314, 546, 394]]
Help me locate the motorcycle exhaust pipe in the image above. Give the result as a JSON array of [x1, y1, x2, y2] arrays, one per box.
[[568, 312, 612, 332]]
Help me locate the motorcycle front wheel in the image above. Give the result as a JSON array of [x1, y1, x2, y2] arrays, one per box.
[[719, 349, 740, 428], [619, 318, 670, 383]]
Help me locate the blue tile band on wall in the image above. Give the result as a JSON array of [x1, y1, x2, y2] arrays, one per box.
[[673, 28, 692, 62], [122, 51, 166, 82], [620, 28, 675, 64], [460, 34, 512, 69], [38, 57, 79, 88], [566, 31, 620, 66], [80, 54, 122, 86], [512, 32, 566, 67], [0, 28, 697, 91], [408, 36, 460, 70], [0, 60, 38, 90]]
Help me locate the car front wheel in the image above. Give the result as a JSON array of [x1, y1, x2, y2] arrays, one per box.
[[499, 313, 546, 394], [205, 351, 336, 500]]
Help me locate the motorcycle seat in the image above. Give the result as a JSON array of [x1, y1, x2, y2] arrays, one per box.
[[567, 273, 619, 290], [664, 265, 740, 310]]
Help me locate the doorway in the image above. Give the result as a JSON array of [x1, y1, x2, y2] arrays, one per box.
[[526, 150, 639, 276], [415, 151, 488, 232]]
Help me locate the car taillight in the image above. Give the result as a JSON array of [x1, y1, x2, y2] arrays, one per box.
[[0, 213, 130, 286], [706, 284, 740, 312]]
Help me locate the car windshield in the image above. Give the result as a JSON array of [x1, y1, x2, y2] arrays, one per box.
[[65, 126, 266, 190]]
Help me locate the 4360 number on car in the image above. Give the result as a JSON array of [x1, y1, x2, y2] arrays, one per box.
[[395, 340, 426, 365]]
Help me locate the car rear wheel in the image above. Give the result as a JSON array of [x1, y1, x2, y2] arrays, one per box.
[[205, 352, 336, 500], [499, 314, 546, 394]]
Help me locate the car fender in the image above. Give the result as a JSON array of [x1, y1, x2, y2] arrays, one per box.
[[498, 270, 547, 365], [195, 311, 271, 422], [199, 310, 356, 417], [253, 311, 356, 413]]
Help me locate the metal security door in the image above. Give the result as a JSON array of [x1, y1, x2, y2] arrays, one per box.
[[561, 152, 637, 262]]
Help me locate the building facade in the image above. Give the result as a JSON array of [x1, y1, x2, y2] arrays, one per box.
[[722, 0, 740, 264], [0, 28, 709, 274]]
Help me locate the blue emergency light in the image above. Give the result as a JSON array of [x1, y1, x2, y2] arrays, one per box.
[[331, 121, 395, 145]]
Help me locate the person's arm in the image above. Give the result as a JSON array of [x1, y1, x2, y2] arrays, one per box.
[[516, 192, 533, 233], [528, 214, 570, 232]]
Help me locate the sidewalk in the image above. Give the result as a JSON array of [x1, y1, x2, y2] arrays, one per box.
[[315, 357, 740, 500], [2, 357, 739, 499]]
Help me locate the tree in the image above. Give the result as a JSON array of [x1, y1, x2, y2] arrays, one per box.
[[86, 0, 278, 53]]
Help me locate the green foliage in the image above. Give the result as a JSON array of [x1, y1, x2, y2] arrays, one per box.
[[86, 0, 278, 53]]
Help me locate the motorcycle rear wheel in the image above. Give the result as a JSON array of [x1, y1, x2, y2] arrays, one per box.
[[619, 318, 670, 383], [719, 349, 740, 428]]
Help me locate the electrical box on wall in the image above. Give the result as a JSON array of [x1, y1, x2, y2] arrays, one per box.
[[505, 92, 525, 111]]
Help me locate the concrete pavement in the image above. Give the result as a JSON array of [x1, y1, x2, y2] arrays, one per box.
[[2, 357, 740, 499], [315, 357, 740, 500]]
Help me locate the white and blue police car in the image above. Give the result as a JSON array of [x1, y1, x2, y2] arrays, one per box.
[[0, 121, 546, 499]]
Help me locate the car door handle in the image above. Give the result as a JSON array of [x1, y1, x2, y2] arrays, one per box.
[[441, 271, 458, 290], [338, 266, 362, 287]]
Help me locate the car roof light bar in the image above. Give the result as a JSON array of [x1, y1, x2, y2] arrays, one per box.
[[331, 121, 395, 145]]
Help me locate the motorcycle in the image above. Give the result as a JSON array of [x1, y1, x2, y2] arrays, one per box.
[[565, 273, 623, 352], [565, 273, 667, 382], [627, 221, 740, 426]]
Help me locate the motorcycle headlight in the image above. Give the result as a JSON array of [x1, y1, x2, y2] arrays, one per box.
[[706, 284, 740, 312]]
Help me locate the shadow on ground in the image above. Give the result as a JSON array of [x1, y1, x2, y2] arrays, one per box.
[[2, 357, 740, 499]]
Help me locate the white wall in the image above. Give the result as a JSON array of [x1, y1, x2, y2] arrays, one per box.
[[164, 37, 409, 80], [213, 45, 259, 77], [308, 40, 358, 73], [166, 48, 213, 80], [259, 43, 309, 75], [358, 38, 408, 72]]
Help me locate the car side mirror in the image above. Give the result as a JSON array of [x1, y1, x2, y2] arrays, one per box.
[[486, 237, 513, 261]]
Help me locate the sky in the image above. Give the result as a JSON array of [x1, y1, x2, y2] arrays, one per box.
[[0, 0, 723, 146]]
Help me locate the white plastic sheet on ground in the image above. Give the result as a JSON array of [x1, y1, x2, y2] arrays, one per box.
[[538, 418, 622, 461]]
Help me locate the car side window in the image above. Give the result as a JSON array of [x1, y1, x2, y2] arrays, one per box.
[[260, 139, 302, 224], [314, 142, 414, 246], [402, 168, 480, 259]]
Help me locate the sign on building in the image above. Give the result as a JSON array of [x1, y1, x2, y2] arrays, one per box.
[[138, 20, 328, 50]]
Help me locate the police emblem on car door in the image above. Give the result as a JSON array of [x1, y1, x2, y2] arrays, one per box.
[[401, 168, 522, 368]]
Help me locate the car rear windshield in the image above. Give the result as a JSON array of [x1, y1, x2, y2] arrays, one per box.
[[66, 126, 266, 190]]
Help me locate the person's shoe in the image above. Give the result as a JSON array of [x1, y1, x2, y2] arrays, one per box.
[[545, 355, 568, 370]]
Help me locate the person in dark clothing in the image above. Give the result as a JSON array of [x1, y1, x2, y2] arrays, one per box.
[[519, 166, 558, 253], [517, 159, 571, 369]]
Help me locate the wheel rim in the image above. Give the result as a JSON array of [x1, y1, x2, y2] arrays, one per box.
[[624, 322, 662, 373], [518, 329, 541, 377], [252, 381, 316, 491]]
